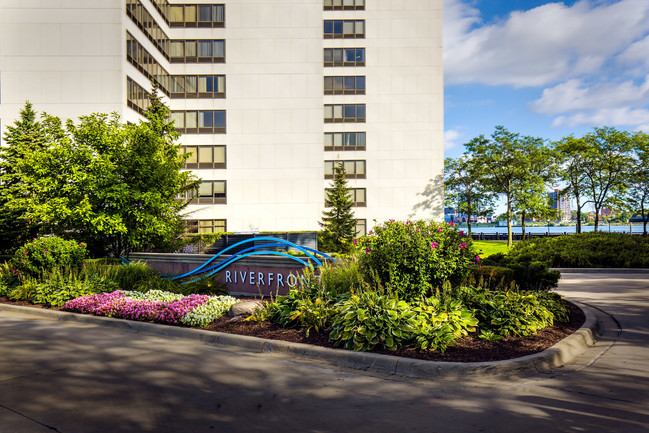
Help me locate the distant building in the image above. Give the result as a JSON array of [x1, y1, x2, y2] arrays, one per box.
[[600, 208, 614, 217], [549, 189, 571, 222]]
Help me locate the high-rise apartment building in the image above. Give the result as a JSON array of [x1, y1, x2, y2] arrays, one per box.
[[549, 189, 571, 222], [0, 0, 444, 235]]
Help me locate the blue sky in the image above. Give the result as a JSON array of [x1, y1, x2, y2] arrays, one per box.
[[443, 0, 649, 158]]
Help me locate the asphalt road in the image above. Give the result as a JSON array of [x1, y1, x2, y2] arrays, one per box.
[[0, 272, 648, 433]]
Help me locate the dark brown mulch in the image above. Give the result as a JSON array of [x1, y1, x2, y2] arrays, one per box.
[[204, 300, 586, 363], [0, 296, 585, 363]]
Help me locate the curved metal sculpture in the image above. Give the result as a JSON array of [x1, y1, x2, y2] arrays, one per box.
[[121, 236, 334, 284]]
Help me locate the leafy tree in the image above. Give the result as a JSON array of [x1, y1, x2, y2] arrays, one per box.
[[1, 89, 199, 257], [555, 136, 591, 233], [511, 137, 557, 238], [465, 126, 548, 246], [626, 136, 649, 235], [320, 163, 356, 252], [444, 155, 494, 234]]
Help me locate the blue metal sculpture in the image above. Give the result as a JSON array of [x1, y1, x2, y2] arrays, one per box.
[[120, 236, 334, 284]]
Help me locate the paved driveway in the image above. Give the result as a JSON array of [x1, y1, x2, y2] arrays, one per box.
[[0, 273, 648, 433]]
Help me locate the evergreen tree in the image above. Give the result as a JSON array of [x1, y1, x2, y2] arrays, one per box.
[[0, 102, 46, 253], [320, 163, 357, 252]]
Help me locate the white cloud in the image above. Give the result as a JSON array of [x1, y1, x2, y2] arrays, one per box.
[[444, 129, 464, 150], [551, 107, 649, 128], [444, 0, 649, 87], [530, 76, 649, 114]]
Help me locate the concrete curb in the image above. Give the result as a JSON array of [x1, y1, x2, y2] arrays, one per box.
[[554, 268, 649, 273], [0, 300, 601, 380]]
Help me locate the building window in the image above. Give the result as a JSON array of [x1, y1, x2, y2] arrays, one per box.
[[185, 219, 227, 234], [127, 77, 151, 115], [126, 32, 171, 96], [323, 20, 365, 38], [324, 0, 365, 10], [324, 160, 366, 179], [355, 219, 367, 236], [170, 40, 225, 63], [183, 145, 226, 169], [183, 180, 226, 204], [324, 132, 366, 151], [170, 4, 225, 28], [126, 0, 170, 58], [324, 104, 366, 123], [324, 48, 365, 67], [324, 76, 365, 95], [170, 75, 226, 99], [325, 188, 366, 207], [171, 110, 226, 134]]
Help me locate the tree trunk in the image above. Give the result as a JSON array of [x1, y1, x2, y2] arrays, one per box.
[[521, 210, 526, 239], [575, 193, 582, 234], [593, 204, 600, 232], [506, 191, 513, 247]]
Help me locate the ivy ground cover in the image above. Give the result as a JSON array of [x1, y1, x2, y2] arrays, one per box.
[[63, 289, 238, 328]]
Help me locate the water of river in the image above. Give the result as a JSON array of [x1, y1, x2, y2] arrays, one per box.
[[463, 224, 646, 235]]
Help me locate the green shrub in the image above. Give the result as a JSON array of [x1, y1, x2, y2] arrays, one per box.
[[11, 236, 87, 277], [329, 290, 417, 351], [0, 262, 22, 295], [410, 297, 478, 352], [504, 232, 649, 268], [266, 268, 341, 336], [482, 253, 560, 292], [458, 287, 558, 339], [316, 256, 367, 297], [356, 220, 478, 301], [465, 265, 517, 291], [31, 269, 100, 307]]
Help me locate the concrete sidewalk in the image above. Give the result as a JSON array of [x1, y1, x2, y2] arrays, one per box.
[[0, 272, 646, 432]]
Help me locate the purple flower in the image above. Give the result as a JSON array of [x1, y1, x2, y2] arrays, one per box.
[[353, 238, 357, 245], [431, 242, 438, 248]]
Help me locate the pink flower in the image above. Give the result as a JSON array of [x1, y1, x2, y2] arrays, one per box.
[[431, 242, 438, 248], [78, 243, 83, 247], [449, 222, 455, 227], [23, 252, 28, 255], [459, 243, 466, 249], [479, 264, 482, 269], [44, 250, 48, 253], [437, 228, 442, 232], [460, 231, 465, 236], [368, 230, 373, 235], [365, 248, 370, 254], [353, 238, 357, 245], [475, 255, 480, 261]]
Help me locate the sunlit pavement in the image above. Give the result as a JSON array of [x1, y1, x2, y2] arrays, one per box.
[[0, 272, 648, 433]]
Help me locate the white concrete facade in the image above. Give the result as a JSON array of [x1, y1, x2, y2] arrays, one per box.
[[0, 0, 444, 234]]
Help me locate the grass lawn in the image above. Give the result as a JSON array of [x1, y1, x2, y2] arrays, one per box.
[[473, 240, 510, 257]]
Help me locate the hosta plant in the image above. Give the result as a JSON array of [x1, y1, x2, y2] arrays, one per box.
[[329, 291, 417, 351]]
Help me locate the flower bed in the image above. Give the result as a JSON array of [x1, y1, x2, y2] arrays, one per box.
[[62, 289, 238, 327]]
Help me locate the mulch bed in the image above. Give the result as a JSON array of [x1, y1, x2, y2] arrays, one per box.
[[1, 296, 585, 363]]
